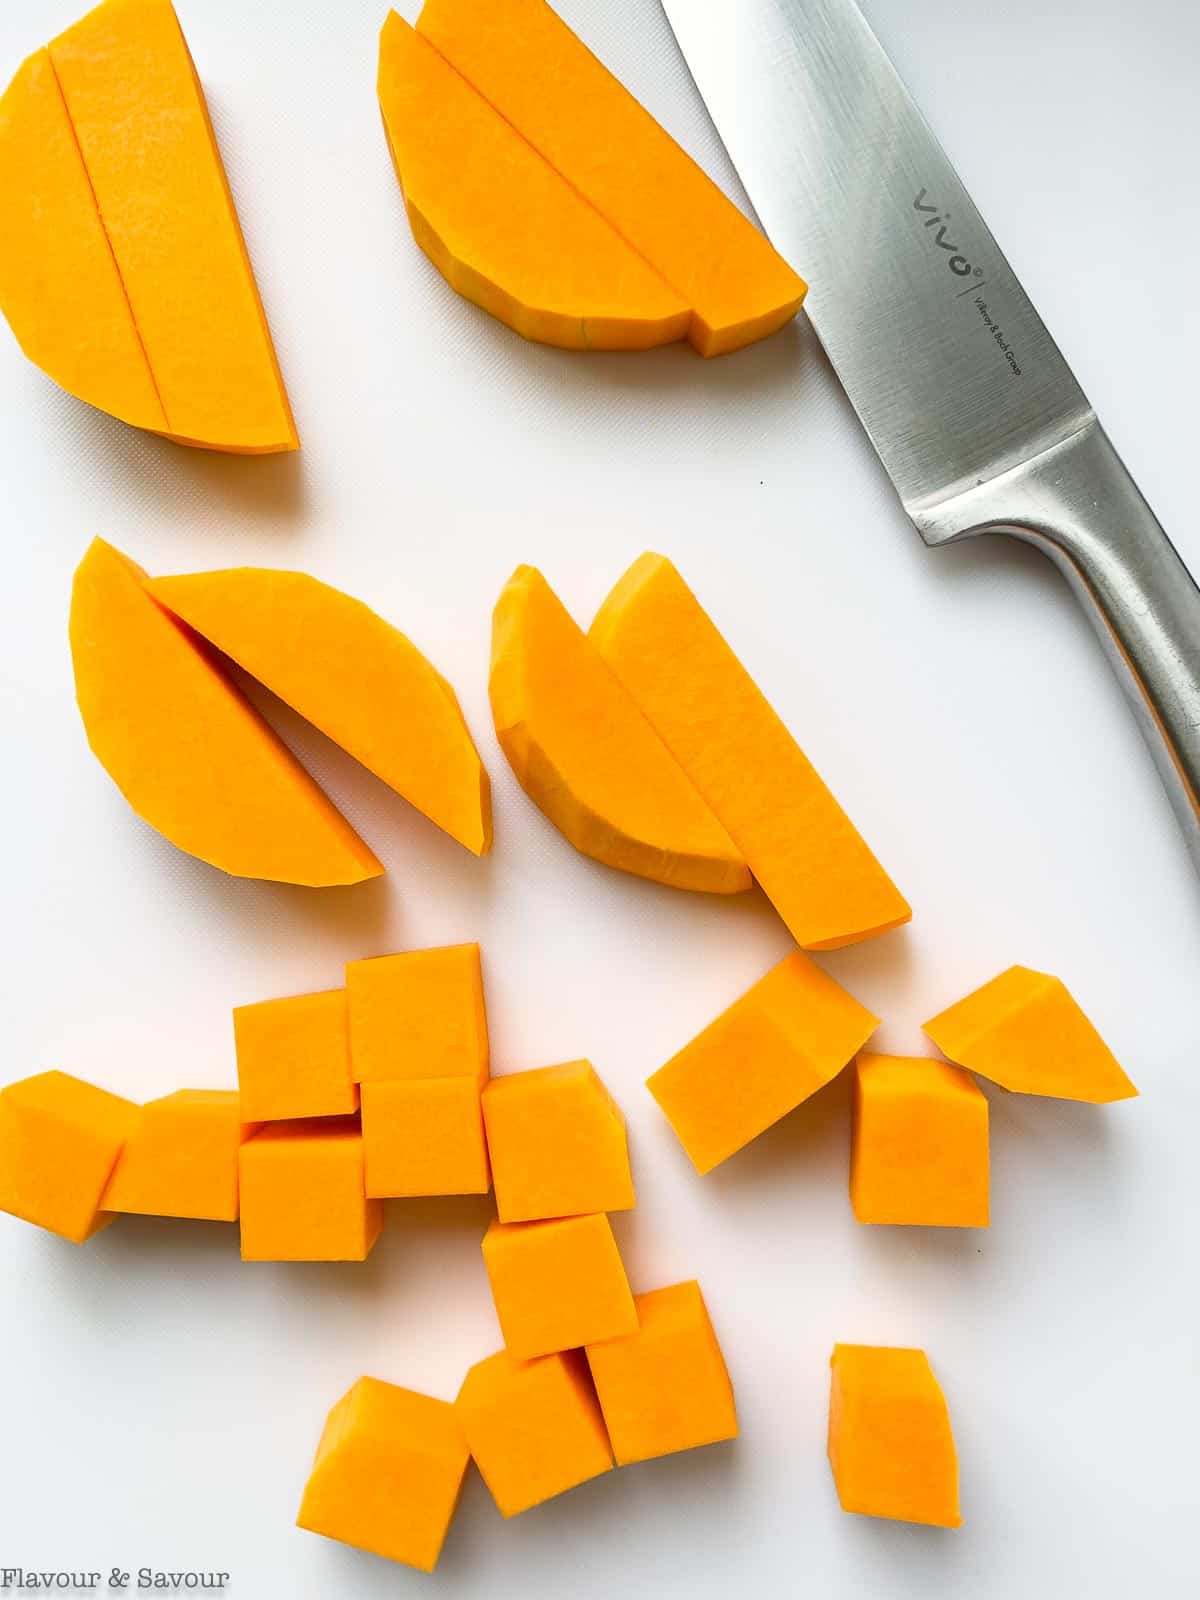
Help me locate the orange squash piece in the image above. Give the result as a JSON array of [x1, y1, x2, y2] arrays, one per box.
[[238, 1118, 383, 1262], [456, 1348, 612, 1517], [482, 1214, 638, 1360], [417, 0, 807, 356], [147, 569, 491, 855], [828, 1345, 961, 1528], [482, 1061, 636, 1224], [647, 951, 879, 1174], [591, 554, 911, 949], [491, 566, 749, 894], [923, 965, 1138, 1103], [345, 945, 489, 1084], [0, 1070, 138, 1244], [70, 540, 381, 887], [378, 14, 689, 352], [101, 1089, 258, 1222], [585, 1281, 737, 1466], [850, 1055, 988, 1228], [361, 1078, 490, 1197], [233, 989, 358, 1123], [0, 49, 165, 430], [46, 0, 297, 451], [298, 1376, 469, 1572]]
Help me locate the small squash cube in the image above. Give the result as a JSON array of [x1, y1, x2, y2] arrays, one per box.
[[584, 1280, 737, 1464], [828, 1344, 961, 1527], [102, 1088, 259, 1221], [238, 1118, 382, 1261], [0, 1070, 138, 1243], [455, 1347, 612, 1516], [850, 1054, 988, 1228], [481, 1061, 634, 1223], [233, 989, 358, 1122], [297, 1376, 468, 1571], [346, 943, 489, 1084], [361, 1077, 489, 1197], [647, 951, 879, 1174], [482, 1213, 637, 1359]]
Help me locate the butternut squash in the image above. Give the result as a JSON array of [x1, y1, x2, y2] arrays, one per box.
[[378, 14, 689, 352], [483, 1214, 637, 1361], [923, 965, 1138, 1103], [0, 0, 296, 450], [828, 1345, 961, 1528], [298, 1378, 469, 1572], [585, 1281, 737, 1466], [850, 1054, 988, 1227], [147, 568, 492, 856], [591, 554, 911, 949], [0, 49, 165, 430], [481, 1061, 635, 1224], [647, 950, 879, 1174], [456, 1348, 613, 1517], [70, 540, 381, 887], [417, 0, 806, 355], [490, 565, 749, 893]]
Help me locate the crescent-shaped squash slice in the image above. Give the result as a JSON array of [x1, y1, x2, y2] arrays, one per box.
[[590, 553, 911, 949], [46, 0, 297, 453], [147, 567, 492, 856], [0, 48, 165, 431], [70, 540, 381, 887], [378, 13, 689, 352], [417, 0, 807, 355], [490, 565, 749, 894]]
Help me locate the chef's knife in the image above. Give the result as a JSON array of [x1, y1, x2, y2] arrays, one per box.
[[660, 0, 1200, 867]]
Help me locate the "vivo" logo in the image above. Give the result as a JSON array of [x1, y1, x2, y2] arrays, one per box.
[[914, 189, 973, 277]]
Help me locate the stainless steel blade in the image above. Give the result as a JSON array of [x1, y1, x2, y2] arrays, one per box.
[[659, 0, 1094, 522]]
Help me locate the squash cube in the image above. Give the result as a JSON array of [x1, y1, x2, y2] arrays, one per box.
[[238, 1118, 382, 1261], [850, 1055, 988, 1228], [584, 1280, 737, 1464], [346, 944, 489, 1084], [456, 1347, 612, 1516], [297, 1376, 468, 1571], [648, 951, 879, 1174], [481, 1061, 635, 1223], [0, 1070, 138, 1243], [483, 1213, 637, 1359], [361, 1078, 489, 1197], [102, 1089, 258, 1221], [923, 965, 1137, 1103], [828, 1344, 961, 1527], [234, 989, 358, 1122]]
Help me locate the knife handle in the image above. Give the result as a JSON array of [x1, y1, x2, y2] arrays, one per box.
[[917, 417, 1200, 867]]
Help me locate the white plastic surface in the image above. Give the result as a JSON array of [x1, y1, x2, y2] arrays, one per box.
[[0, 1, 1197, 1595]]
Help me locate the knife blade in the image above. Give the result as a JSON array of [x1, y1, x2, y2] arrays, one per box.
[[660, 0, 1200, 868]]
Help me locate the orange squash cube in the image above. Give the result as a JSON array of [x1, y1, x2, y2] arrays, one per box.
[[233, 988, 358, 1122], [851, 1055, 989, 1228], [102, 1089, 259, 1221], [238, 1118, 382, 1261], [584, 1280, 737, 1464], [0, 1070, 138, 1243], [647, 951, 879, 1174], [482, 1213, 637, 1360], [297, 1376, 469, 1571], [828, 1344, 961, 1527], [346, 944, 489, 1084], [481, 1061, 635, 1223], [923, 965, 1137, 1103], [361, 1077, 489, 1197], [455, 1347, 612, 1516]]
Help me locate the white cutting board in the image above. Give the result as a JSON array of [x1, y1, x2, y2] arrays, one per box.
[[0, 1, 1197, 1596]]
